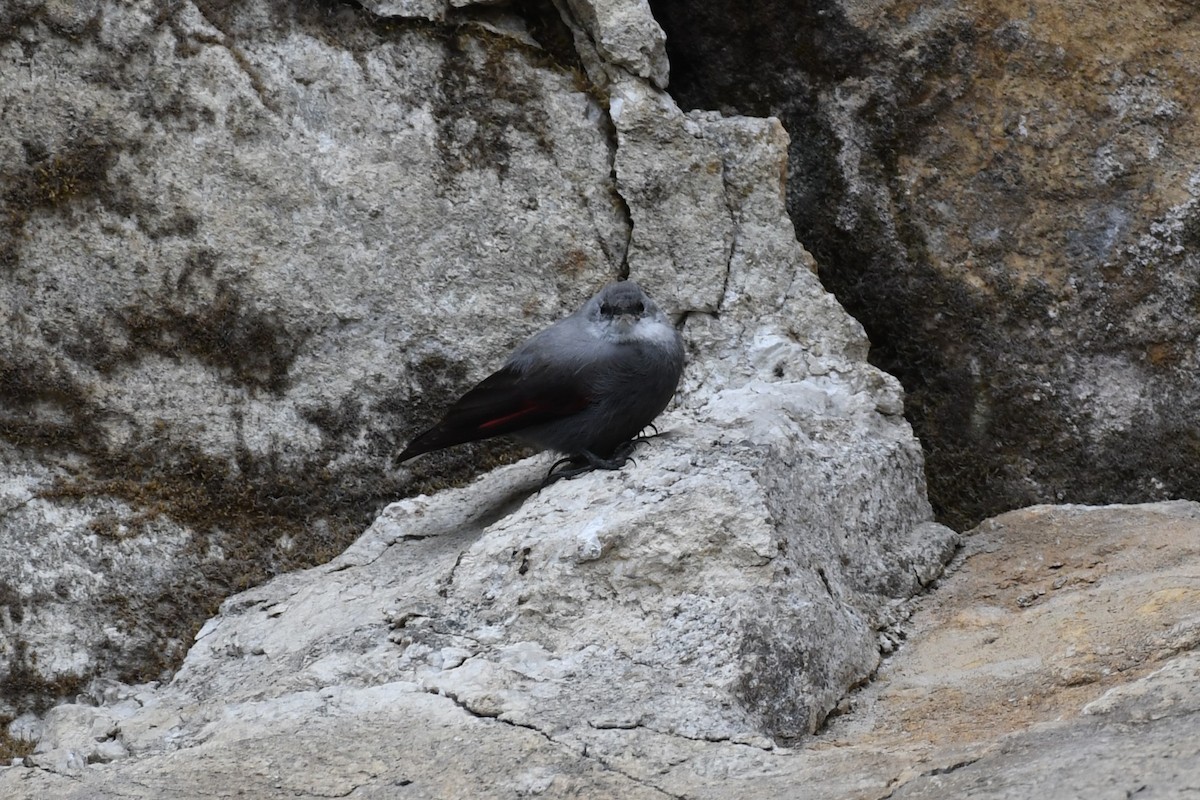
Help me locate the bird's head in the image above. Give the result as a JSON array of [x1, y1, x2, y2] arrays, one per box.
[[584, 281, 675, 345]]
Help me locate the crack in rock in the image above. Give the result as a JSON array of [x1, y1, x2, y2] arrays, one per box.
[[874, 756, 984, 800], [437, 549, 468, 598], [188, 0, 281, 114], [588, 719, 774, 751], [922, 756, 981, 777], [713, 149, 739, 314], [0, 492, 38, 517], [427, 686, 687, 799]]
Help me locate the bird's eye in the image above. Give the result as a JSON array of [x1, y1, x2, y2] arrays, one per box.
[[600, 302, 614, 316], [633, 301, 645, 314]]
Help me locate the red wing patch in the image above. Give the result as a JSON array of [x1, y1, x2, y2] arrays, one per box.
[[479, 396, 588, 430], [397, 364, 591, 463]]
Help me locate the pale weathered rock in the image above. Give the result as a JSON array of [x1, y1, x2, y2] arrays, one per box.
[[6, 416, 947, 792], [0, 0, 949, 731], [560, 0, 669, 88], [854, 502, 1200, 799], [4, 500, 1198, 798], [1, 0, 625, 713], [10, 43, 950, 761], [0, 0, 963, 785], [3, 0, 1197, 796], [361, 0, 449, 20]]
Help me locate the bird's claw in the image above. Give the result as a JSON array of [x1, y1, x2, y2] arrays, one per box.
[[538, 442, 640, 489], [631, 423, 662, 444]]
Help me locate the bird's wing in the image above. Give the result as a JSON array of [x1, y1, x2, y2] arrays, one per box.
[[396, 362, 591, 462]]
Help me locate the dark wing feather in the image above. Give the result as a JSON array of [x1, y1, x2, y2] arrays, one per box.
[[397, 364, 590, 463]]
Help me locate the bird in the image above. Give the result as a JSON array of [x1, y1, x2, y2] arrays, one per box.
[[396, 280, 684, 481]]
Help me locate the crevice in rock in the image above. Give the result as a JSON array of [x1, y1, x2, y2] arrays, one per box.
[[592, 94, 633, 280], [712, 146, 739, 314], [588, 719, 774, 752], [547, 0, 603, 80], [922, 756, 981, 777], [510, 0, 587, 75], [187, 1, 282, 115], [816, 566, 835, 598], [587, 719, 641, 730], [872, 755, 983, 799], [428, 686, 686, 799], [606, 141, 635, 283], [437, 550, 468, 598], [537, 0, 634, 278]]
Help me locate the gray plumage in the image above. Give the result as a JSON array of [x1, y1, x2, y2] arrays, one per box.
[[397, 281, 683, 472]]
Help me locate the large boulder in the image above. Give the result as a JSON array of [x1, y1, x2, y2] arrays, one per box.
[[3, 497, 1197, 797], [0, 0, 957, 779]]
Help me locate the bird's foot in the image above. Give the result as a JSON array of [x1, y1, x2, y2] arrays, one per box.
[[540, 457, 593, 487], [540, 443, 639, 488]]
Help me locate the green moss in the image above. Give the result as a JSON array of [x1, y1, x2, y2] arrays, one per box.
[[301, 395, 364, 445], [0, 355, 105, 452], [18, 138, 119, 210], [1, 326, 395, 712], [434, 32, 553, 177]]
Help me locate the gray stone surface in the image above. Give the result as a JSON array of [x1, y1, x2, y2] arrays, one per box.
[[0, 0, 949, 727], [561, 0, 669, 89], [8, 0, 1195, 797], [1, 0, 966, 785], [0, 0, 955, 786], [4, 501, 1198, 798], [1, 0, 626, 711]]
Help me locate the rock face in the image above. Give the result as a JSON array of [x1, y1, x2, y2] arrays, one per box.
[[841, 502, 1200, 799], [3, 497, 1196, 797], [1, 0, 624, 715], [2, 6, 1196, 796], [649, 0, 1200, 529], [0, 0, 961, 759], [0, 0, 950, 761]]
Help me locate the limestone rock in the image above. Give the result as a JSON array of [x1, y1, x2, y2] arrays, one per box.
[[6, 386, 948, 789], [853, 502, 1200, 799], [4, 500, 1197, 797], [560, 0, 669, 89], [0, 0, 949, 728], [0, 0, 624, 713], [0, 0, 964, 786], [7, 34, 950, 761], [361, 0, 449, 20]]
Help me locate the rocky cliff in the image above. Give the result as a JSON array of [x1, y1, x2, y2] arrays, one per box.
[[1, 0, 948, 744], [651, 0, 1200, 529], [2, 0, 1198, 798], [5, 494, 1198, 798]]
